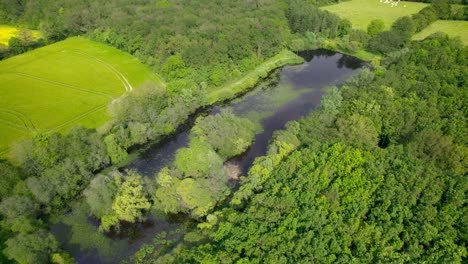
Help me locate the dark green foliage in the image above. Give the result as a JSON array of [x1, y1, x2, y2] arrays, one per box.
[[0, 160, 21, 200], [285, 0, 350, 38], [432, 0, 452, 19], [83, 173, 119, 219], [392, 16, 415, 39], [0, 195, 37, 219], [3, 230, 58, 264], [368, 30, 406, 54], [107, 83, 205, 149], [0, 226, 12, 263], [412, 6, 438, 32], [3, 0, 290, 88], [0, 0, 25, 24], [449, 4, 467, 20]]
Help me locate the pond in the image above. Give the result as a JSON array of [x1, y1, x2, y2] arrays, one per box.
[[51, 49, 365, 263]]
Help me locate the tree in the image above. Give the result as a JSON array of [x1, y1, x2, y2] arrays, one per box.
[[367, 19, 385, 37], [112, 173, 151, 223], [191, 109, 255, 159], [51, 252, 77, 264], [176, 178, 218, 218], [391, 16, 415, 40], [104, 133, 128, 164], [3, 230, 58, 264], [0, 160, 21, 199], [367, 30, 405, 54], [161, 55, 187, 81], [16, 28, 34, 43], [432, 0, 451, 19], [0, 195, 38, 219], [175, 138, 224, 178], [99, 171, 151, 232], [84, 173, 120, 218], [153, 168, 183, 214]]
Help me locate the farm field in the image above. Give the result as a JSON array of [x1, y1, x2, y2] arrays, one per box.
[[0, 37, 162, 154], [413, 20, 468, 45], [0, 25, 41, 45], [321, 0, 428, 30]]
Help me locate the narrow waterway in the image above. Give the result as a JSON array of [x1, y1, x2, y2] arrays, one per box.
[[52, 49, 364, 263], [127, 49, 363, 176]]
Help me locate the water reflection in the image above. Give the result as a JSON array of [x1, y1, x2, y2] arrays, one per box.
[[54, 49, 364, 263]]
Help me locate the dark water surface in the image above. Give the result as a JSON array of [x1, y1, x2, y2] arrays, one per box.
[[53, 50, 364, 263], [127, 49, 364, 176]]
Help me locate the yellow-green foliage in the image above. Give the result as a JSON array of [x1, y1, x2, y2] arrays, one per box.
[[0, 25, 41, 46], [413, 20, 468, 45], [231, 131, 300, 206], [208, 50, 303, 104], [321, 0, 428, 30], [177, 178, 215, 217], [0, 37, 162, 155]]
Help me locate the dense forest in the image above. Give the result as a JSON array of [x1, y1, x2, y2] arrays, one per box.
[[138, 34, 467, 263], [0, 0, 466, 263]]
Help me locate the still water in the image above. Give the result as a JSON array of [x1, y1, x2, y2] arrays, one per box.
[[52, 49, 364, 263]]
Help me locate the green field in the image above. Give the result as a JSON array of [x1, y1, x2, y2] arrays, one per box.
[[0, 37, 162, 154], [321, 0, 428, 30], [413, 20, 468, 45], [0, 25, 41, 46]]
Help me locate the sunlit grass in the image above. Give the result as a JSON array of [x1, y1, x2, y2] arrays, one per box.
[[0, 37, 161, 153], [321, 0, 428, 30], [413, 20, 468, 45]]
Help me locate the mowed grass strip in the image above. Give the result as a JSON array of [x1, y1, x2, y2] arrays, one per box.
[[0, 25, 41, 46], [321, 0, 428, 30], [413, 20, 468, 45], [0, 37, 161, 152], [208, 50, 303, 104]]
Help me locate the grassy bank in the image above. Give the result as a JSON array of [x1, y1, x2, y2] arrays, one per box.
[[321, 39, 379, 62], [413, 20, 468, 45], [321, 0, 428, 30], [208, 50, 303, 104]]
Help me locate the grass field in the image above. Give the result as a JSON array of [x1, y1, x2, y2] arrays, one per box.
[[413, 20, 468, 45], [321, 0, 428, 30], [0, 37, 162, 154], [0, 25, 41, 46]]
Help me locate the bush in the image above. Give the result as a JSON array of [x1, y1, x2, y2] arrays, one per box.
[[367, 19, 385, 37], [368, 31, 405, 54]]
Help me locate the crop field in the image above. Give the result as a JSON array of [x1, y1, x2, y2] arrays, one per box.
[[413, 20, 468, 45], [321, 0, 428, 30], [0, 25, 41, 45], [0, 37, 162, 154]]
